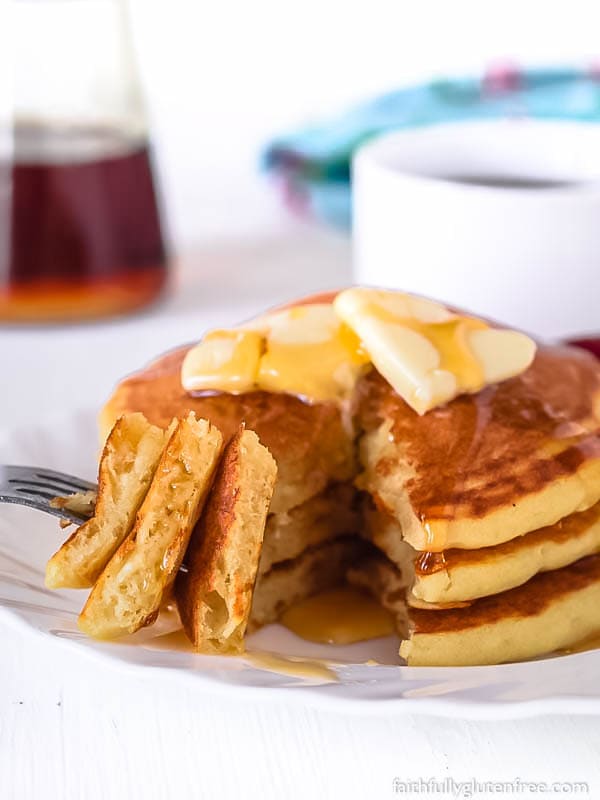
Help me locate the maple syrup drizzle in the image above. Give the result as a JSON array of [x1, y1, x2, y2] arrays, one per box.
[[415, 550, 447, 575], [243, 652, 338, 682]]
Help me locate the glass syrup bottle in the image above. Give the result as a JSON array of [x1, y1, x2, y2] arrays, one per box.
[[0, 0, 169, 322]]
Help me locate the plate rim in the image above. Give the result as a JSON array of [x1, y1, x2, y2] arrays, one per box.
[[3, 409, 600, 719], [4, 604, 600, 719]]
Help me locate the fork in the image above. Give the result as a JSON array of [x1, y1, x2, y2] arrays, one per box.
[[0, 465, 96, 525]]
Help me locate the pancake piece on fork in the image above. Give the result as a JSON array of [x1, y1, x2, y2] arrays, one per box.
[[79, 414, 223, 639], [175, 427, 277, 654], [45, 413, 169, 589]]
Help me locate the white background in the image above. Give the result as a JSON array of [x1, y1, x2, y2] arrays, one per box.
[[3, 1, 600, 798], [128, 0, 600, 246]]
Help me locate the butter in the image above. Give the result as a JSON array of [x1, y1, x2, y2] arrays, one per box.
[[182, 289, 536, 413], [256, 305, 369, 402], [333, 288, 536, 415], [182, 304, 369, 403], [181, 329, 263, 394]]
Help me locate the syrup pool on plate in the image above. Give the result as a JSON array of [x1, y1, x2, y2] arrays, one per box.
[[279, 587, 396, 645]]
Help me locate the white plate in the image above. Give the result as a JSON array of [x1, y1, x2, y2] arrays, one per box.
[[2, 411, 600, 719]]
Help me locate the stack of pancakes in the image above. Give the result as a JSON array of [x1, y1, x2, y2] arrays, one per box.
[[355, 346, 600, 665], [100, 346, 362, 633], [101, 336, 600, 665]]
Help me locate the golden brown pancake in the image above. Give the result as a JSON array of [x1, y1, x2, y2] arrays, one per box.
[[101, 345, 355, 514], [411, 500, 600, 604], [348, 549, 600, 665], [46, 413, 168, 589], [401, 555, 600, 666], [259, 483, 358, 574], [363, 498, 600, 604], [357, 345, 600, 552], [175, 427, 277, 654], [79, 415, 223, 639]]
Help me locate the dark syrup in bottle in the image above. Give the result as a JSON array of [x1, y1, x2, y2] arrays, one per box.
[[1, 125, 168, 322]]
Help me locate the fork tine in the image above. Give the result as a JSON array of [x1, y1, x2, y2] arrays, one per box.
[[9, 478, 93, 498], [3, 465, 96, 494], [0, 465, 96, 524], [13, 486, 69, 503], [0, 493, 87, 525], [32, 467, 96, 493]]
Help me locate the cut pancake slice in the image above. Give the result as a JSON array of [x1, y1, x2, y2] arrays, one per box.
[[346, 549, 411, 637], [79, 414, 223, 639], [401, 555, 600, 666], [357, 346, 600, 552], [248, 536, 365, 631], [259, 483, 358, 574], [175, 428, 277, 654], [46, 413, 169, 589], [361, 499, 416, 579]]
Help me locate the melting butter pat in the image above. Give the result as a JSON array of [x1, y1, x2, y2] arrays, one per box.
[[333, 288, 536, 415], [182, 304, 369, 403], [256, 305, 369, 402], [181, 329, 263, 393]]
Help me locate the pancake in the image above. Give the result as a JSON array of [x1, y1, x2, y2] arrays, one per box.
[[248, 536, 364, 630], [79, 415, 223, 639], [364, 498, 600, 604], [46, 413, 169, 589], [348, 549, 600, 665], [259, 483, 358, 574], [93, 295, 600, 666], [361, 499, 416, 575], [175, 427, 277, 654], [412, 500, 600, 604], [401, 555, 600, 666], [357, 345, 600, 552], [101, 346, 355, 514], [346, 549, 410, 637]]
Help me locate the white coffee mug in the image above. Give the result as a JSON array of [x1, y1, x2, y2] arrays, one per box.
[[353, 120, 600, 339]]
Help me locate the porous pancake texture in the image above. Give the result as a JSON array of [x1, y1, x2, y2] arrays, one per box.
[[101, 340, 600, 665]]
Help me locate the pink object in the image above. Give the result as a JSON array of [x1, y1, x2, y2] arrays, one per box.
[[567, 338, 600, 360]]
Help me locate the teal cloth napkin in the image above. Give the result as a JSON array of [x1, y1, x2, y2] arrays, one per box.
[[264, 66, 600, 228]]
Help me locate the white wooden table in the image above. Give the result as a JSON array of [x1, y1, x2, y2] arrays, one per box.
[[1, 222, 599, 800]]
